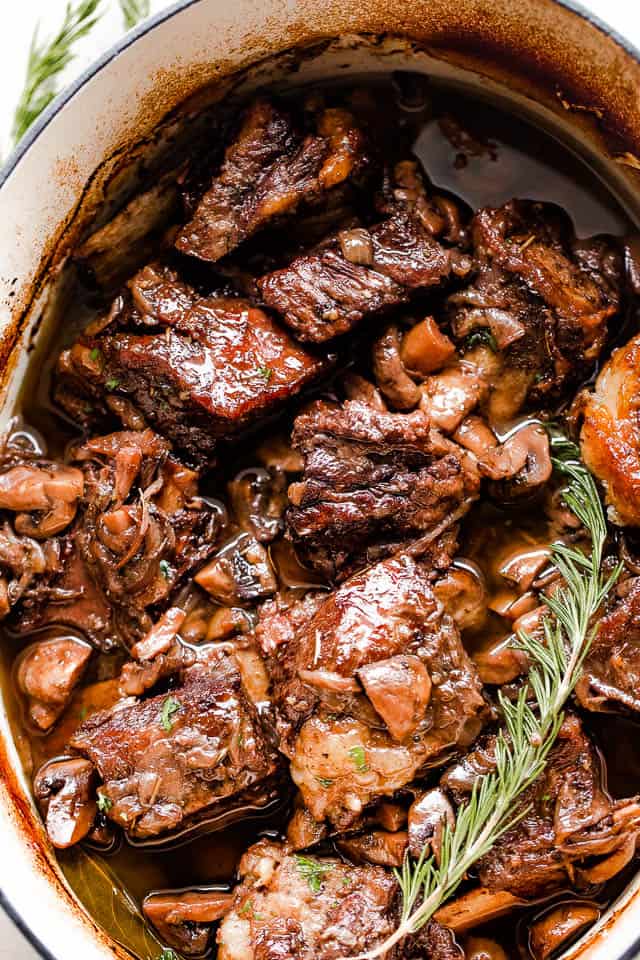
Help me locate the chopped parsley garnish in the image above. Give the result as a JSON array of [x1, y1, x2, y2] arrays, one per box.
[[294, 855, 333, 893], [158, 950, 179, 960], [158, 559, 171, 579], [315, 776, 334, 788], [105, 377, 120, 390], [465, 328, 498, 353], [160, 695, 181, 732], [96, 793, 112, 813], [257, 365, 274, 382], [89, 347, 101, 362], [348, 745, 368, 772]]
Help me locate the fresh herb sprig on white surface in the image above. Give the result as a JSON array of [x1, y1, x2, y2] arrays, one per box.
[[119, 0, 150, 30], [11, 0, 151, 146], [345, 446, 621, 960]]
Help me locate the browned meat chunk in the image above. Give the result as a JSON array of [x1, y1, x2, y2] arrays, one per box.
[[268, 554, 486, 828], [286, 398, 479, 581], [175, 98, 367, 263], [448, 200, 621, 410], [16, 429, 223, 650], [17, 635, 92, 731], [441, 714, 640, 898], [576, 577, 640, 714], [259, 212, 469, 342], [70, 650, 281, 842], [56, 264, 329, 463], [580, 332, 640, 527], [217, 839, 398, 960]]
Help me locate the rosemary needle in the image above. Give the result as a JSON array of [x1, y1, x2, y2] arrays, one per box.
[[12, 0, 103, 145], [119, 0, 150, 30], [345, 445, 622, 960]]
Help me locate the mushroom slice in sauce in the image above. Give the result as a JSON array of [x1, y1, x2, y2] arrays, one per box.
[[408, 788, 456, 861], [528, 903, 600, 960], [357, 654, 432, 741], [33, 756, 98, 849], [143, 888, 233, 956], [17, 635, 92, 732]]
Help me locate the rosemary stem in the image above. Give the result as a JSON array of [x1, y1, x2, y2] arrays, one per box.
[[341, 450, 618, 960]]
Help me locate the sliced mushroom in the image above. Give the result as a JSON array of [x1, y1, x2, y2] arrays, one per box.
[[480, 424, 552, 498], [574, 832, 638, 884], [195, 533, 277, 605], [298, 668, 360, 693], [420, 361, 488, 434], [529, 903, 600, 960], [0, 463, 84, 539], [472, 636, 527, 685], [0, 464, 83, 512], [499, 546, 552, 593], [453, 416, 498, 458], [17, 636, 92, 732], [130, 606, 186, 660], [372, 325, 421, 410], [33, 756, 97, 849], [143, 888, 233, 956], [465, 936, 508, 960], [357, 654, 432, 741], [228, 467, 287, 543], [435, 887, 526, 933], [408, 788, 455, 861], [434, 562, 487, 631], [338, 829, 408, 867], [400, 316, 456, 376], [119, 641, 194, 697]]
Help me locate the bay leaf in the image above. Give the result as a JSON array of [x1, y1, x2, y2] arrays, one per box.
[[59, 846, 177, 960]]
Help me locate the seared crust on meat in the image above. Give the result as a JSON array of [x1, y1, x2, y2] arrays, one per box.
[[581, 333, 640, 526]]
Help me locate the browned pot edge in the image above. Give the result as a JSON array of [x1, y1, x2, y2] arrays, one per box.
[[1, 1, 640, 957]]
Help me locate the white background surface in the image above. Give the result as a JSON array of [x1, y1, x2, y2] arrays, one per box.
[[0, 0, 638, 957]]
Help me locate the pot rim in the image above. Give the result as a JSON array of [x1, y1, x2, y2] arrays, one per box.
[[2, 1, 640, 959]]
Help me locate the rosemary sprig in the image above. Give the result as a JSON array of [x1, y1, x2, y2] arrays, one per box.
[[345, 445, 621, 960], [12, 0, 103, 145], [119, 0, 150, 30]]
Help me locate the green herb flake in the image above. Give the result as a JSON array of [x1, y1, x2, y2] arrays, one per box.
[[105, 377, 120, 391], [78, 705, 88, 722], [89, 347, 101, 362], [348, 745, 368, 773], [158, 950, 179, 960], [294, 855, 333, 894], [257, 365, 274, 382], [158, 559, 171, 579], [160, 696, 181, 732], [96, 792, 112, 814], [465, 329, 498, 353], [315, 776, 334, 788]]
